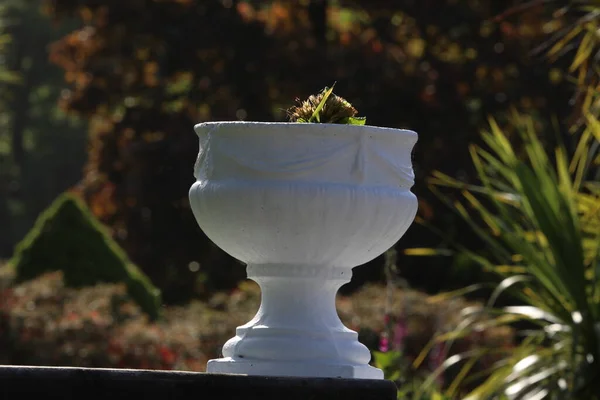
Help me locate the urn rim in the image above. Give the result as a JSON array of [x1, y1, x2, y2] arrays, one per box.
[[194, 121, 418, 144]]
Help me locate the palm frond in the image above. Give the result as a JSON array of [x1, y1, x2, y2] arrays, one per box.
[[408, 110, 600, 399]]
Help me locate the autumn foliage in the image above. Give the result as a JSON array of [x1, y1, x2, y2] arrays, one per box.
[[43, 0, 576, 302]]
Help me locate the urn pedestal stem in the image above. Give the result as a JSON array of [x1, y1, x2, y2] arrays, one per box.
[[207, 264, 381, 379]]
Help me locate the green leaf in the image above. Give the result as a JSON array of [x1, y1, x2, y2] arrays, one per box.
[[422, 110, 600, 398], [0, 69, 21, 84], [431, 392, 446, 400], [346, 116, 367, 125], [404, 247, 454, 256], [308, 84, 336, 123], [372, 351, 401, 370]]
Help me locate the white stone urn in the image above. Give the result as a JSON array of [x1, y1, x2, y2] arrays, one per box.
[[189, 121, 418, 379]]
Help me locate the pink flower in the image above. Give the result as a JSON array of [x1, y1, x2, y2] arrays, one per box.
[[392, 316, 408, 351], [379, 335, 389, 352]]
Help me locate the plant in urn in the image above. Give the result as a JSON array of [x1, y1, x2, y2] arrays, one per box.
[[189, 87, 418, 379]]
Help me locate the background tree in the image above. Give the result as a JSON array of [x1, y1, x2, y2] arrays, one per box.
[[0, 1, 21, 256], [42, 0, 576, 303], [0, 0, 87, 257]]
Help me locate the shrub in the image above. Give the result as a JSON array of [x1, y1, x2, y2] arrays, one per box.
[[9, 193, 161, 319], [0, 264, 513, 389], [0, 269, 205, 370]]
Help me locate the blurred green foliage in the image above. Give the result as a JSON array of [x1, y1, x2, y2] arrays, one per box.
[[373, 350, 450, 399], [0, 0, 88, 258]]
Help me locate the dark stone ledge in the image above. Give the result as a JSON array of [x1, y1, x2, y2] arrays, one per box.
[[0, 365, 397, 400]]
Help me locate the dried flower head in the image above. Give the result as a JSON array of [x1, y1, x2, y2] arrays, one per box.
[[287, 85, 366, 125]]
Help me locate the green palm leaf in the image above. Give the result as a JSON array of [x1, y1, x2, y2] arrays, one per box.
[[409, 110, 600, 399]]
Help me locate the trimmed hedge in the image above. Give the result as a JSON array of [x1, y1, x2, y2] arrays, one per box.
[[9, 193, 161, 319]]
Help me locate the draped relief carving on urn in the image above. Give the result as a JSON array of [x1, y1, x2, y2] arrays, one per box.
[[193, 122, 415, 188]]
